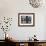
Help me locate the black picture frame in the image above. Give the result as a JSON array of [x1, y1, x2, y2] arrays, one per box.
[[18, 13, 35, 27]]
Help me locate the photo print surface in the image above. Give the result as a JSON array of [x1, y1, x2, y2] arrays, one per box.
[[21, 16, 32, 24]]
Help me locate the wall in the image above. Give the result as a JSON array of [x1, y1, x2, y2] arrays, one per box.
[[0, 0, 46, 40]]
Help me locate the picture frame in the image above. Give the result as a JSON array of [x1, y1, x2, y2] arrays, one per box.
[[18, 13, 35, 27]]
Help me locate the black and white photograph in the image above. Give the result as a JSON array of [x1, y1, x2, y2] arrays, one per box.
[[18, 13, 35, 26], [21, 16, 32, 24]]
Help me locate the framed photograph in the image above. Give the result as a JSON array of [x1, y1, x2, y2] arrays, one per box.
[[18, 13, 35, 27]]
